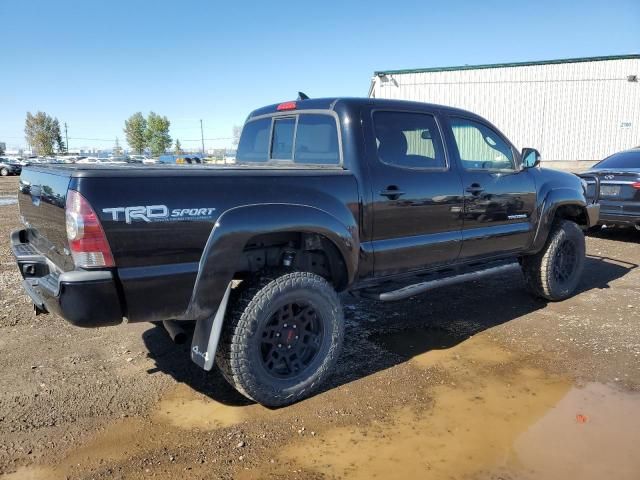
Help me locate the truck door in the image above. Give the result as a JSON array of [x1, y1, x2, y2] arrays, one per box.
[[444, 115, 537, 259], [366, 109, 464, 277]]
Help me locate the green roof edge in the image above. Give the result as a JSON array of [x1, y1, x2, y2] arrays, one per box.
[[374, 54, 640, 76]]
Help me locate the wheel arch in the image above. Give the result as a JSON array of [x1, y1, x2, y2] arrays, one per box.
[[182, 203, 359, 322], [529, 187, 588, 253]]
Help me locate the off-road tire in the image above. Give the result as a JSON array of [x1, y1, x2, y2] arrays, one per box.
[[521, 220, 585, 301], [0, 168, 8, 176], [216, 271, 344, 407]]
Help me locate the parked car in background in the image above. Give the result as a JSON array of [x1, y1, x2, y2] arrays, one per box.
[[128, 155, 148, 163], [75, 157, 101, 164], [159, 154, 204, 165], [582, 147, 640, 230], [0, 158, 22, 176]]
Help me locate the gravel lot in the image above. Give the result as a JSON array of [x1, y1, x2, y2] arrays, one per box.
[[0, 175, 639, 479]]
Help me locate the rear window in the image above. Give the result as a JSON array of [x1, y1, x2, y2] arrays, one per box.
[[594, 150, 640, 169], [237, 118, 271, 162], [237, 113, 340, 166], [271, 118, 295, 159]]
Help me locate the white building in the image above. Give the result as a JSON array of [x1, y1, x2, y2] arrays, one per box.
[[369, 54, 640, 171]]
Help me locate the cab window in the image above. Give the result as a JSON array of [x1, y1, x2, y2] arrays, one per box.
[[373, 111, 446, 169], [450, 117, 515, 170]]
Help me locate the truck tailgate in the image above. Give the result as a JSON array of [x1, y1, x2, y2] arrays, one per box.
[[17, 167, 74, 271]]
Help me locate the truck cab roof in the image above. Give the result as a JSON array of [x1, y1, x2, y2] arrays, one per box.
[[247, 97, 483, 120]]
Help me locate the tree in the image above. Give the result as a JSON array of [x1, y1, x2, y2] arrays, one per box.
[[124, 112, 147, 154], [145, 112, 172, 156], [174, 139, 183, 155], [113, 137, 123, 156], [53, 118, 65, 153], [0, 142, 5, 156], [24, 112, 63, 156]]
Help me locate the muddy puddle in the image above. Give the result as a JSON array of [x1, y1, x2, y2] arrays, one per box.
[[253, 331, 640, 480], [4, 330, 640, 480], [154, 383, 254, 429]]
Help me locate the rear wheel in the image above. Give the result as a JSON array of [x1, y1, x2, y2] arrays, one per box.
[[0, 168, 8, 176], [216, 271, 344, 407], [521, 220, 585, 301]]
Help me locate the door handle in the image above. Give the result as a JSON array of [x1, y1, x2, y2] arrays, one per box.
[[380, 186, 405, 199], [465, 184, 484, 194]]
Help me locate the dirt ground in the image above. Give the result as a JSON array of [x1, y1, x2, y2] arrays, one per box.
[[0, 175, 639, 480]]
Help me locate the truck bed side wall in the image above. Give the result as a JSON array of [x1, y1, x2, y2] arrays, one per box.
[[74, 171, 360, 322]]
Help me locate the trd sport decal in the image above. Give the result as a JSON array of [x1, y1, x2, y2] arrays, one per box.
[[102, 205, 216, 223]]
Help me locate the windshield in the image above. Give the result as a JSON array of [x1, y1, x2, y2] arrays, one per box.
[[593, 150, 640, 169], [237, 113, 340, 166]]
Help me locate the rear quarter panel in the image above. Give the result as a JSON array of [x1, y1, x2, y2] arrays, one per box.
[[73, 169, 360, 322]]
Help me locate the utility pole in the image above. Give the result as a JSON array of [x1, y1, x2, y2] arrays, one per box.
[[200, 119, 205, 157], [64, 122, 69, 154]]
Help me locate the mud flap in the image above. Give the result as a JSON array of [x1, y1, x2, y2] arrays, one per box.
[[190, 283, 232, 371]]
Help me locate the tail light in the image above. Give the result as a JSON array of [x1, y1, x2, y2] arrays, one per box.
[[632, 182, 640, 190], [65, 190, 114, 268]]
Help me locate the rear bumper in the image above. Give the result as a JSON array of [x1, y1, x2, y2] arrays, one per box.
[[11, 229, 123, 327]]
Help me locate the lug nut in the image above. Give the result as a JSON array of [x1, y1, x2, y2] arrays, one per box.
[[283, 323, 288, 328], [293, 325, 297, 329], [287, 345, 291, 349], [295, 335, 299, 340], [278, 344, 282, 348], [276, 333, 280, 337]]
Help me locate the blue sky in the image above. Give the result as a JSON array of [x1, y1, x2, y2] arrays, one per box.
[[1, 0, 638, 152]]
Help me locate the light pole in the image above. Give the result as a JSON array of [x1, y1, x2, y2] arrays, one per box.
[[200, 119, 205, 157]]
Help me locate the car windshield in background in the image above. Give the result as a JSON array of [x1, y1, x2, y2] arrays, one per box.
[[594, 150, 640, 169], [237, 113, 340, 166]]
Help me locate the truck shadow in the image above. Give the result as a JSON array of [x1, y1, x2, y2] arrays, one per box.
[[142, 255, 636, 407]]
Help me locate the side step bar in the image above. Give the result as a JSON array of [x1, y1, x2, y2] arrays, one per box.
[[361, 262, 520, 302]]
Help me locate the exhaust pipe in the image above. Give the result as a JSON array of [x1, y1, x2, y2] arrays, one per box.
[[162, 320, 187, 344]]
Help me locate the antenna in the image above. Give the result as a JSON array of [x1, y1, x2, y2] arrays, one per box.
[[297, 91, 310, 100]]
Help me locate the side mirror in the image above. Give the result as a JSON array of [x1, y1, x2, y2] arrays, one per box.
[[521, 148, 541, 169]]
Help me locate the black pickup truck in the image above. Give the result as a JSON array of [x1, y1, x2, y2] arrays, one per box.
[[11, 97, 599, 406]]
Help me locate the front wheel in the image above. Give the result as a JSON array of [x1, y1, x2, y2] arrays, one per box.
[[216, 271, 344, 407], [521, 220, 585, 301]]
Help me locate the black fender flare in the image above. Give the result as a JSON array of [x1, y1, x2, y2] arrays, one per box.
[[182, 203, 359, 321], [529, 187, 588, 252]]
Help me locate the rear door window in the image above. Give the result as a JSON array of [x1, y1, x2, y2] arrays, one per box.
[[373, 111, 446, 169]]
